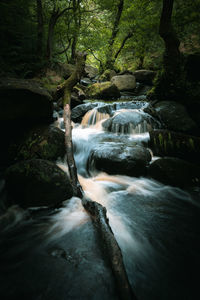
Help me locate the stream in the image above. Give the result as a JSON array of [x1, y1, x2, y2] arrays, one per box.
[[0, 99, 200, 300]]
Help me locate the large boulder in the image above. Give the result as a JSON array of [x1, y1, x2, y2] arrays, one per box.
[[148, 157, 200, 188], [5, 159, 73, 208], [111, 75, 136, 91], [132, 70, 156, 85], [9, 125, 65, 163], [86, 82, 120, 100], [102, 110, 160, 134], [0, 78, 53, 123], [89, 142, 151, 177], [84, 64, 99, 79], [154, 101, 197, 134]]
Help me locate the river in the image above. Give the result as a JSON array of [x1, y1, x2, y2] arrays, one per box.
[[0, 100, 200, 300]]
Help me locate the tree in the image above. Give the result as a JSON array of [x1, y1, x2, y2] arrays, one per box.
[[36, 0, 44, 58]]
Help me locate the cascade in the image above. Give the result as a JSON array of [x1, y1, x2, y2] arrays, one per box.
[[0, 100, 199, 300]]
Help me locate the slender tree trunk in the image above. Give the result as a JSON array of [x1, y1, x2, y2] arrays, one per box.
[[57, 52, 86, 197], [104, 0, 124, 70], [46, 6, 73, 63], [70, 0, 81, 64], [46, 10, 57, 63], [114, 32, 133, 61], [36, 0, 44, 57]]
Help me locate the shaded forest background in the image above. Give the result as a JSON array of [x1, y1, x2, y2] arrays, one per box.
[[0, 0, 200, 79]]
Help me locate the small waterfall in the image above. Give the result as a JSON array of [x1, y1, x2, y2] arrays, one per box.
[[81, 108, 110, 126]]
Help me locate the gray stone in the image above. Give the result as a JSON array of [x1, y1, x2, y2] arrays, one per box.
[[111, 75, 136, 91]]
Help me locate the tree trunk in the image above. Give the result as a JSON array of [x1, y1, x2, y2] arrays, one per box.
[[58, 52, 86, 197], [82, 197, 137, 300], [104, 0, 124, 70], [159, 0, 181, 76], [36, 0, 44, 57], [149, 0, 184, 101], [70, 0, 81, 64], [46, 6, 73, 63]]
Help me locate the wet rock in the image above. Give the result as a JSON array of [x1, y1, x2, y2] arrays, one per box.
[[80, 78, 93, 86], [154, 101, 197, 134], [0, 77, 53, 123], [89, 142, 151, 176], [102, 110, 159, 134], [111, 75, 136, 91], [71, 103, 98, 123], [9, 125, 65, 163], [133, 70, 156, 85], [86, 82, 120, 100], [148, 157, 200, 188], [5, 159, 73, 208]]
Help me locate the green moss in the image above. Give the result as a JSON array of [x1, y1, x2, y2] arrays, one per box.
[[158, 133, 163, 147], [189, 138, 195, 150]]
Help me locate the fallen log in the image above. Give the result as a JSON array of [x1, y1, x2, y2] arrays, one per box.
[[82, 197, 137, 300]]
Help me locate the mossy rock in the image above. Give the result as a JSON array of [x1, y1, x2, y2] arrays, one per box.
[[9, 125, 65, 163], [148, 157, 200, 188], [99, 69, 117, 81], [5, 159, 73, 208], [86, 81, 120, 100]]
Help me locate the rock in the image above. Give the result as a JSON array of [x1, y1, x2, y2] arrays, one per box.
[[132, 70, 156, 85], [80, 78, 93, 86], [102, 110, 160, 134], [111, 75, 136, 91], [89, 142, 151, 177], [53, 63, 76, 79], [84, 65, 99, 79], [71, 103, 99, 123], [154, 101, 197, 134], [86, 82, 120, 100], [148, 157, 200, 188], [9, 125, 65, 163], [185, 53, 200, 82], [99, 69, 117, 81], [0, 78, 53, 123], [149, 129, 200, 163], [5, 159, 73, 208]]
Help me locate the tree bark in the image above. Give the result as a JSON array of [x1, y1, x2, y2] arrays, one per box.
[[70, 0, 81, 64], [104, 0, 124, 70], [82, 197, 137, 300], [46, 6, 73, 63], [36, 0, 44, 57], [59, 52, 86, 197], [159, 0, 181, 76]]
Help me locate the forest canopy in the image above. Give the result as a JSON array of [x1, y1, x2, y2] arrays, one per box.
[[0, 0, 200, 77]]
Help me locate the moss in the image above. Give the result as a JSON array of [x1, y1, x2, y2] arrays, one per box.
[[189, 138, 195, 150], [158, 133, 163, 148]]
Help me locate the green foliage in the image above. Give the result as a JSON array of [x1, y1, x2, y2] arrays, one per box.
[[1, 0, 200, 77]]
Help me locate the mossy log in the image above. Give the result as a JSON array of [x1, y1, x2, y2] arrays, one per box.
[[82, 197, 137, 300], [149, 129, 200, 163]]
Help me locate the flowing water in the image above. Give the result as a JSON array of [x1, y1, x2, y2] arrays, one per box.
[[0, 101, 200, 300]]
